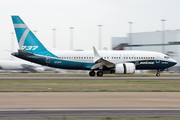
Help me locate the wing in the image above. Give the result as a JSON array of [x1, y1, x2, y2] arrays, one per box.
[[91, 46, 115, 70]]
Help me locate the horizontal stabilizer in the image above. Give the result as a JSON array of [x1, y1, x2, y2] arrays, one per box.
[[18, 49, 34, 56]]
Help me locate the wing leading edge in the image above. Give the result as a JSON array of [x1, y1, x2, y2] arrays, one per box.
[[91, 46, 115, 70]]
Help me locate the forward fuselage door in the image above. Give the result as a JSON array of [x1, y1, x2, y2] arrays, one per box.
[[155, 54, 160, 63]]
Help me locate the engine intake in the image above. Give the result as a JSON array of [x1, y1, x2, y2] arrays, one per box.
[[115, 63, 135, 74]]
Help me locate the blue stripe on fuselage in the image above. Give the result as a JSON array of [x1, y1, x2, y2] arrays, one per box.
[[133, 60, 175, 70], [12, 52, 94, 70], [12, 52, 175, 70]]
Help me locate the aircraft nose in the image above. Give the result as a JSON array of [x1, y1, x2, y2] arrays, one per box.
[[171, 59, 177, 66]]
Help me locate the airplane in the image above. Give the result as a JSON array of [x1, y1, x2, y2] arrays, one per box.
[[11, 15, 177, 77], [0, 60, 60, 73]]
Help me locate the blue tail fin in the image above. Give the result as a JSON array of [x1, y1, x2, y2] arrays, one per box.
[[11, 16, 56, 57]]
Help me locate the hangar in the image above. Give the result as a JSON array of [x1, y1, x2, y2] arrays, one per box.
[[112, 30, 180, 72]]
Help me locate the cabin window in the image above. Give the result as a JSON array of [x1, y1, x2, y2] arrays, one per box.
[[164, 56, 169, 59]]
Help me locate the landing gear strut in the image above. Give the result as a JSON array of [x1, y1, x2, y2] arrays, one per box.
[[156, 70, 160, 77], [97, 71, 103, 77], [89, 71, 95, 77]]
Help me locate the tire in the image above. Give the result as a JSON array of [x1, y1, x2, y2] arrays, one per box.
[[89, 71, 95, 77], [156, 73, 160, 77], [97, 71, 103, 77]]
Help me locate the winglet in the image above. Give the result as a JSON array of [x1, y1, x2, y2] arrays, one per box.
[[93, 46, 101, 62]]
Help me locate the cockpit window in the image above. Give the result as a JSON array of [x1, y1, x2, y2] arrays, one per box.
[[164, 56, 169, 59]]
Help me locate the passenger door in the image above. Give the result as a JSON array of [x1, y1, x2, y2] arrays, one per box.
[[46, 54, 51, 63], [155, 54, 160, 63]]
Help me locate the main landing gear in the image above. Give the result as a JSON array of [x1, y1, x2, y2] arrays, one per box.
[[156, 69, 160, 77], [89, 71, 103, 77], [97, 71, 103, 77], [89, 71, 95, 76]]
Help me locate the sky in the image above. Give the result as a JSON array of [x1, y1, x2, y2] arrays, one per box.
[[1, 0, 180, 60]]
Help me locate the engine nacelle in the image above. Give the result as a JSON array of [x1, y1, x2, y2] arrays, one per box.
[[115, 63, 135, 74]]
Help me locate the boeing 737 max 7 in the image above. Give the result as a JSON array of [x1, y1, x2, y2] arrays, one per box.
[[11, 16, 177, 77]]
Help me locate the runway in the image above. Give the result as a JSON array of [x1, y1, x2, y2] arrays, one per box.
[[0, 76, 180, 80], [0, 75, 180, 119], [1, 109, 180, 119], [1, 92, 180, 119]]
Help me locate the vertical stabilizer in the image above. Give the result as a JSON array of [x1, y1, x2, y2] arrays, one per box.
[[11, 16, 56, 57]]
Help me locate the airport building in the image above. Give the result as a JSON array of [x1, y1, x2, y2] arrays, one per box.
[[112, 30, 180, 72]]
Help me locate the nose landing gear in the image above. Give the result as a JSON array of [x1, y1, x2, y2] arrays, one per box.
[[156, 70, 160, 77]]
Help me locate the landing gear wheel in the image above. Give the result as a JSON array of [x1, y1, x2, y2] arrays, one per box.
[[156, 73, 160, 77], [156, 69, 160, 77], [97, 71, 103, 77], [89, 71, 95, 77]]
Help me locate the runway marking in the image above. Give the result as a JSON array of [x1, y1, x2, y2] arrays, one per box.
[[1, 109, 180, 111], [167, 95, 180, 97]]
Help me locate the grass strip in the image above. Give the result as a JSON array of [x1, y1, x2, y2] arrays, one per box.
[[0, 80, 180, 92], [14, 118, 180, 120]]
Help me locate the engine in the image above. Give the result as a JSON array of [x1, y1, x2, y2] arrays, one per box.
[[115, 63, 135, 74]]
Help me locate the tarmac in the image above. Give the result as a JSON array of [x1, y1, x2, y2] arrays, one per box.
[[1, 92, 180, 119], [0, 75, 180, 119]]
